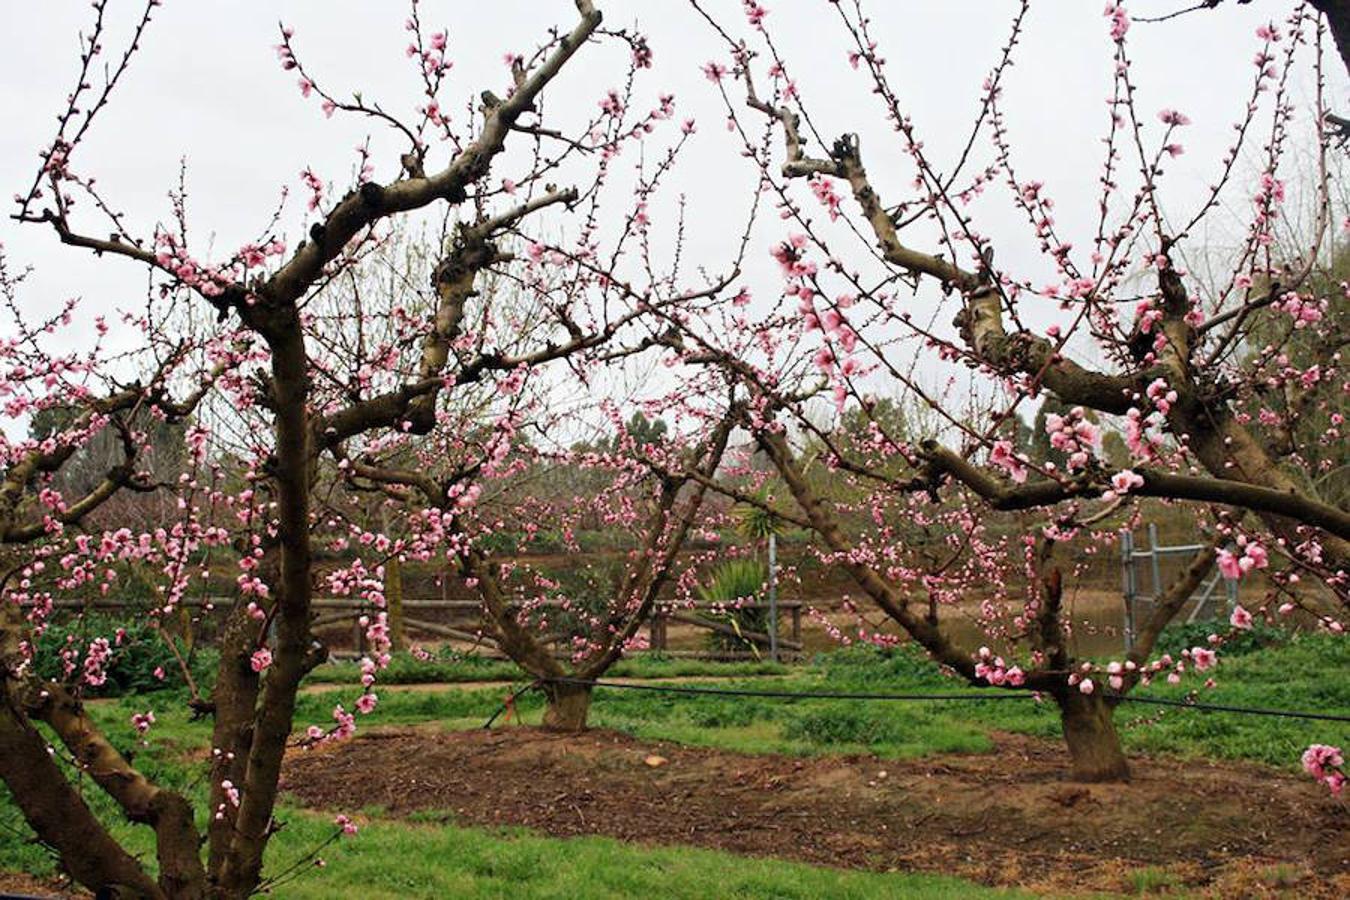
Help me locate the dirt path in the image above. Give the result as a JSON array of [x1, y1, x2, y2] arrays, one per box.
[[282, 726, 1349, 897]]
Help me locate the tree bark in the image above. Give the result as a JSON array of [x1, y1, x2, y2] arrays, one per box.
[[1056, 690, 1130, 783], [541, 682, 592, 731], [0, 697, 163, 899]]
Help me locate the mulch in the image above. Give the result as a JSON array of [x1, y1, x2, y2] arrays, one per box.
[[281, 725, 1350, 896]]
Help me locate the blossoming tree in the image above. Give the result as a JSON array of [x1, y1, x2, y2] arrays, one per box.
[[2, 0, 735, 895], [662, 0, 1348, 781]]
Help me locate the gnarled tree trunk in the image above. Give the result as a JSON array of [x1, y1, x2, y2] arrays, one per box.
[[0, 698, 164, 899], [1056, 690, 1130, 783], [541, 681, 592, 731]]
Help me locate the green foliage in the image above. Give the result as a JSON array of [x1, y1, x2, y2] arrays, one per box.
[[813, 643, 951, 689], [1125, 865, 1182, 895], [733, 491, 785, 543], [0, 687, 1018, 900], [31, 614, 216, 697], [1152, 617, 1288, 661], [696, 559, 769, 651], [782, 705, 908, 746], [2, 635, 1343, 897], [1116, 631, 1350, 766]]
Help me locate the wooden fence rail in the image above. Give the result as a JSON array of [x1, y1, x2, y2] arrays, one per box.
[[24, 596, 807, 660]]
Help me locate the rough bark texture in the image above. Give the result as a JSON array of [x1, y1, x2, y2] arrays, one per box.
[[1056, 690, 1130, 783], [31, 684, 206, 898], [215, 316, 314, 899], [0, 697, 164, 899], [541, 682, 593, 732], [205, 605, 260, 882]]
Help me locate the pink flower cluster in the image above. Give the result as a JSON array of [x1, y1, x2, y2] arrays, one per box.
[[1216, 541, 1268, 580], [1301, 744, 1345, 796], [1104, 4, 1129, 42], [1276, 291, 1326, 329], [808, 175, 842, 221], [1044, 406, 1099, 471], [974, 646, 1025, 687], [300, 169, 324, 212], [1103, 468, 1144, 500], [83, 637, 112, 687], [1145, 378, 1177, 415]]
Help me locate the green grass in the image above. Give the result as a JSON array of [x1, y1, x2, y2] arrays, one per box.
[[292, 631, 1350, 767], [306, 652, 789, 687], [1123, 865, 1182, 895], [262, 817, 1029, 899], [294, 631, 1350, 768]]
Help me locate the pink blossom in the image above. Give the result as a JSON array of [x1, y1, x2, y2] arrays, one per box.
[[250, 648, 273, 673], [1190, 647, 1217, 672], [1229, 605, 1253, 630], [1302, 744, 1345, 796], [1104, 4, 1129, 42], [1158, 109, 1191, 127], [1110, 469, 1144, 494], [989, 440, 1028, 483]]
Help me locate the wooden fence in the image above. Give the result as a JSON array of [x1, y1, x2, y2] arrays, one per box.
[[29, 595, 807, 661]]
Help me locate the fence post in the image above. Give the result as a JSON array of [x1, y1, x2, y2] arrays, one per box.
[[767, 532, 779, 663], [1121, 529, 1136, 653], [384, 555, 406, 652], [1147, 523, 1164, 601], [651, 610, 666, 652]]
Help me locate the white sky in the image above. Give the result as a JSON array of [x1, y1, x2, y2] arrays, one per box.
[[0, 1, 1339, 420]]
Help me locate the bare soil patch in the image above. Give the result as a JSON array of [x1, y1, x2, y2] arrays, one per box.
[[0, 871, 83, 899], [281, 726, 1348, 897]]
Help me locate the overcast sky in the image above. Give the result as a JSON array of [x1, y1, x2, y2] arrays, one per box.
[[0, 1, 1338, 409]]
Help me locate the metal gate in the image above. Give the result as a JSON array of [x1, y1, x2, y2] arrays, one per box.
[[1120, 524, 1238, 652]]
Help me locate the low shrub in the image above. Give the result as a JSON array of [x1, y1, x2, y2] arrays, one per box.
[[32, 613, 216, 697]]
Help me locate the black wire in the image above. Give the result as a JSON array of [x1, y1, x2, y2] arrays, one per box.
[[533, 676, 1350, 724]]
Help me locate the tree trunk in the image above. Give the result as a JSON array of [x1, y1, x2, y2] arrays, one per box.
[[0, 698, 164, 899], [541, 682, 592, 731], [1056, 690, 1130, 782]]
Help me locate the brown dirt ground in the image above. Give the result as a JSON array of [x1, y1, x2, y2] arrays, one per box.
[[281, 726, 1349, 898], [0, 871, 83, 899]]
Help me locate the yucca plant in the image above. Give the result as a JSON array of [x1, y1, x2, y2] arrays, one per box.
[[697, 559, 770, 652]]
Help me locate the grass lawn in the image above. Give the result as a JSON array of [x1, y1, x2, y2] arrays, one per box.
[[1, 629, 1344, 897]]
